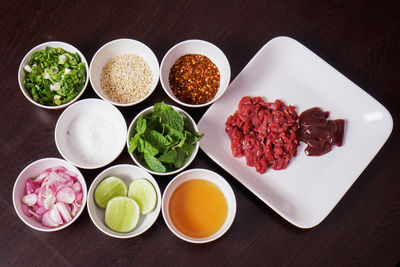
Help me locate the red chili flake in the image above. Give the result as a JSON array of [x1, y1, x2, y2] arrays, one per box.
[[225, 96, 300, 174], [169, 54, 220, 105]]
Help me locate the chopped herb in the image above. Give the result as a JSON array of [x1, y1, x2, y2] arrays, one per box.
[[23, 46, 86, 106]]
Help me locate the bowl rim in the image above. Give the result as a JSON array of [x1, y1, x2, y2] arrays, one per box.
[[159, 39, 231, 108], [126, 104, 200, 176], [12, 157, 87, 232], [161, 168, 237, 243], [86, 164, 162, 238], [18, 41, 89, 110], [89, 38, 160, 107], [54, 98, 127, 169]]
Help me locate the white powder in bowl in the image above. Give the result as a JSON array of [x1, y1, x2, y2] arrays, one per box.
[[67, 113, 121, 166]]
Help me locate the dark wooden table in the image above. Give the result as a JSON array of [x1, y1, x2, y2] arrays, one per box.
[[1, 0, 399, 266]]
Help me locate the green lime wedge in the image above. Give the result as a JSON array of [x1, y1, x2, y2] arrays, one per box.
[[94, 176, 128, 209], [105, 196, 140, 233], [128, 178, 157, 215]]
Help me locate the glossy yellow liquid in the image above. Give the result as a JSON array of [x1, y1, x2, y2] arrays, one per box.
[[169, 179, 228, 238]]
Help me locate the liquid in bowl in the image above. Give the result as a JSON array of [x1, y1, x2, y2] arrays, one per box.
[[169, 179, 228, 238]]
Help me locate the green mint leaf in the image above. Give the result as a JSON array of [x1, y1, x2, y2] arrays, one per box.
[[173, 148, 187, 169], [164, 110, 184, 132], [135, 115, 146, 134], [153, 102, 171, 114], [181, 142, 194, 154], [137, 137, 145, 153], [153, 105, 184, 132], [144, 140, 159, 156], [158, 150, 177, 163], [185, 131, 204, 144], [145, 114, 163, 133], [128, 133, 141, 153], [144, 151, 166, 173], [144, 130, 170, 153], [183, 115, 194, 131], [165, 124, 184, 141]]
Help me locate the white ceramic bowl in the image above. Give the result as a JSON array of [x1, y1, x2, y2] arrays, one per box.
[[55, 98, 127, 169], [12, 158, 87, 232], [126, 105, 200, 176], [90, 38, 159, 107], [18, 41, 89, 109], [87, 164, 161, 238], [160, 39, 231, 108], [162, 168, 236, 243]]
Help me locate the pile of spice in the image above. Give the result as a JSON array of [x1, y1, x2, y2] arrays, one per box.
[[101, 54, 152, 104], [169, 54, 220, 105]]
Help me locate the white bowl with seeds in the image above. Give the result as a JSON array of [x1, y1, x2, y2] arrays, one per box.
[[90, 39, 159, 107]]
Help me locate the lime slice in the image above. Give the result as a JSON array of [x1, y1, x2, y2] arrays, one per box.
[[94, 176, 128, 209], [128, 178, 157, 215], [105, 196, 140, 233]]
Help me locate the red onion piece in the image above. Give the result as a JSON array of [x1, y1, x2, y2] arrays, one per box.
[[55, 202, 72, 223], [42, 207, 63, 228], [75, 192, 83, 203], [35, 206, 47, 216], [51, 166, 67, 172], [22, 193, 37, 206], [56, 186, 75, 204], [35, 169, 51, 184], [22, 204, 31, 217], [64, 170, 77, 178], [26, 179, 37, 194], [28, 209, 41, 221], [71, 201, 80, 217], [43, 194, 56, 210], [72, 182, 81, 192], [56, 170, 75, 184]]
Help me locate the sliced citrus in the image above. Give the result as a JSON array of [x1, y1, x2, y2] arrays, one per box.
[[105, 196, 140, 233], [128, 178, 157, 215], [94, 176, 127, 209]]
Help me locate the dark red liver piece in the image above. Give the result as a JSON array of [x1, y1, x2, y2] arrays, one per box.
[[298, 107, 345, 156]]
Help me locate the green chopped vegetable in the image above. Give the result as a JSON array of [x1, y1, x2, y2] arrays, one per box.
[[23, 46, 86, 106], [129, 102, 203, 173]]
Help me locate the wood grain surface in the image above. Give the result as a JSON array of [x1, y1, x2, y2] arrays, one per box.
[[1, 0, 399, 266]]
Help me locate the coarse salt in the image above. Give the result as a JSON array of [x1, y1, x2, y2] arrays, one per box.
[[67, 113, 121, 165]]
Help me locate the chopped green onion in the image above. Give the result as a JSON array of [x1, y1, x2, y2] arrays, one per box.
[[23, 46, 86, 106]]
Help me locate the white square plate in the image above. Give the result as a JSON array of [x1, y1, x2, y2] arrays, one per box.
[[198, 36, 393, 228]]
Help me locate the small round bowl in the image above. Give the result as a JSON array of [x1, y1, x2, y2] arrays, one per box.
[[162, 168, 236, 243], [18, 41, 89, 109], [160, 39, 231, 108], [126, 105, 200, 176], [55, 98, 127, 169], [12, 158, 87, 232], [87, 164, 162, 238], [90, 38, 159, 107]]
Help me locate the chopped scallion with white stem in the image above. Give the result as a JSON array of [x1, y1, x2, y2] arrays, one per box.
[[58, 54, 66, 64], [24, 65, 32, 73], [23, 47, 86, 106]]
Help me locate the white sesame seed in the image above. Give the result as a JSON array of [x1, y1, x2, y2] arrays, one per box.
[[100, 54, 152, 104]]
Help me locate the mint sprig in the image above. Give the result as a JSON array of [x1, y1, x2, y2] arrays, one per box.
[[129, 102, 203, 173]]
